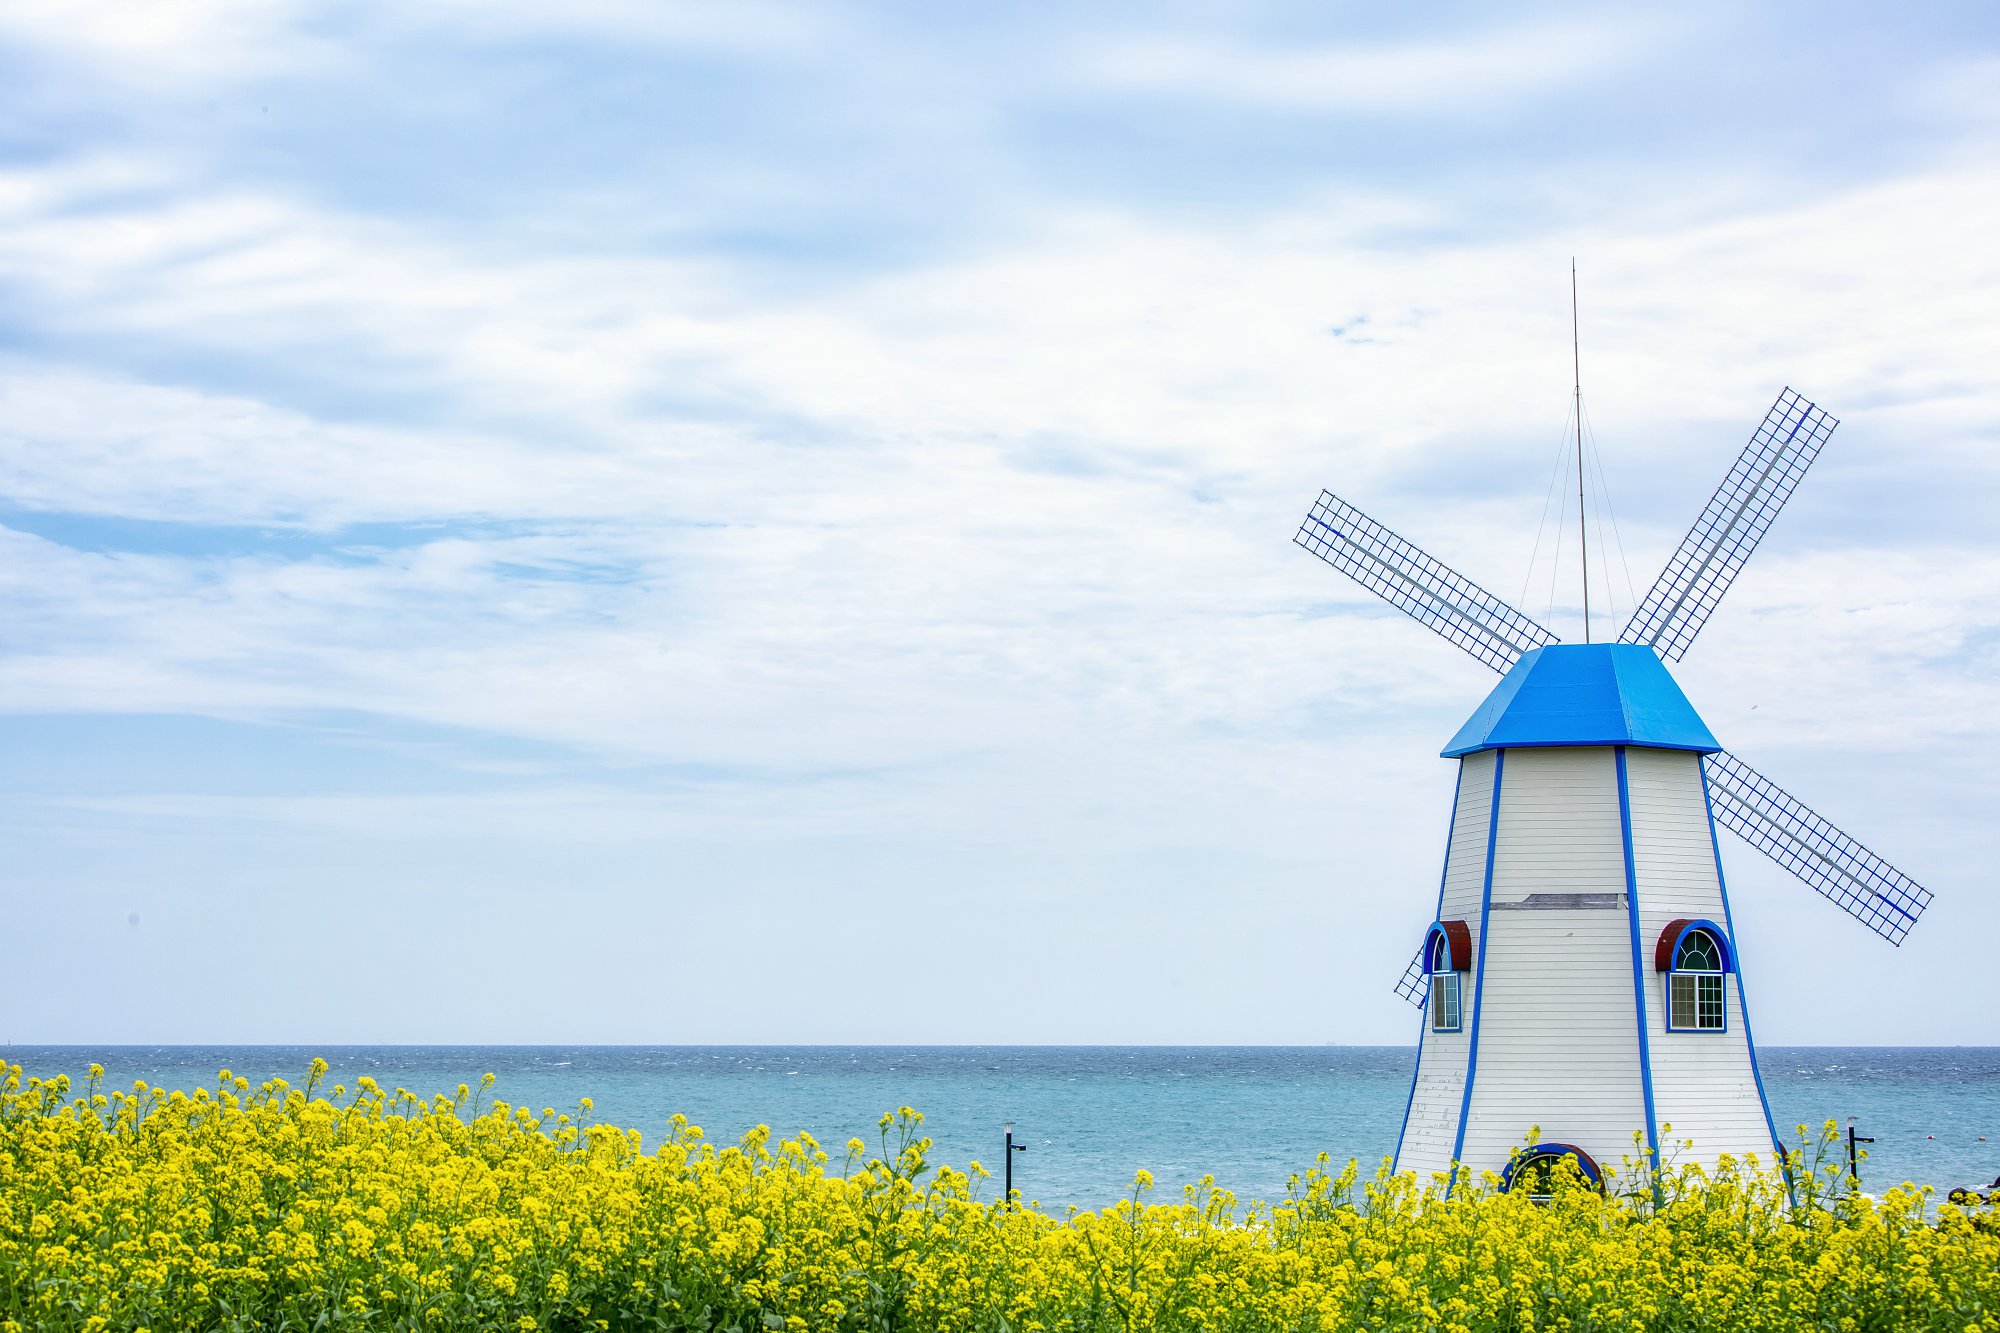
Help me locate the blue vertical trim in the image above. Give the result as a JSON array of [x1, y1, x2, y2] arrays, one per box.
[[1447, 748, 1505, 1194], [1393, 762, 1468, 1173], [1616, 746, 1664, 1203], [1701, 761, 1791, 1200]]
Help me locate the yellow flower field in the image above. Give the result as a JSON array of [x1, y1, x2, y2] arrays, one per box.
[[1, 1061, 1994, 1331]]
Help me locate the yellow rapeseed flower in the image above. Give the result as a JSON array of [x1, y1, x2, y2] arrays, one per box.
[[0, 1061, 1993, 1331]]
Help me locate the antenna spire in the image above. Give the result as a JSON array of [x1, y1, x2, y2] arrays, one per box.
[[1572, 259, 1590, 643]]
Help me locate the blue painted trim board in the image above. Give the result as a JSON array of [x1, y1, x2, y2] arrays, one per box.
[[1700, 760, 1792, 1203], [1615, 746, 1664, 1204], [1448, 748, 1505, 1194], [1393, 761, 1467, 1173]]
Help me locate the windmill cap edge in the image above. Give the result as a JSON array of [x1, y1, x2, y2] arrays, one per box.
[[1440, 643, 1722, 758]]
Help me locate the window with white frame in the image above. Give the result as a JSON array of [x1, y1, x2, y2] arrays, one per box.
[[1428, 932, 1462, 1032], [1666, 928, 1726, 1031]]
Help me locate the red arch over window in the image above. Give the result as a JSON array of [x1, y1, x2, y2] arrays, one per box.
[[1426, 920, 1472, 971], [1654, 918, 1734, 973]]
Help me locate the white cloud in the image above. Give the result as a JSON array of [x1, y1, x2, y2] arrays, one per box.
[[0, 0, 835, 93], [3, 150, 1997, 776], [0, 0, 326, 86], [377, 0, 847, 58], [1079, 19, 1664, 115]]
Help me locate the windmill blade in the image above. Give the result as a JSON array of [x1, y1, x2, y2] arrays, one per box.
[[1394, 947, 1428, 1008], [1619, 389, 1838, 662], [1296, 492, 1560, 674], [1705, 750, 1932, 945]]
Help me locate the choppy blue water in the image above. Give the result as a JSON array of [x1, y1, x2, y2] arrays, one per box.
[[9, 1046, 1996, 1209]]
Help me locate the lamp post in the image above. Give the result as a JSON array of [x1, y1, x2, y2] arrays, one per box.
[[1004, 1122, 1027, 1208], [1847, 1117, 1874, 1187]]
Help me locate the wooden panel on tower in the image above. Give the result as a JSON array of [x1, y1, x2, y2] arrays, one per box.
[[1457, 747, 1646, 1176]]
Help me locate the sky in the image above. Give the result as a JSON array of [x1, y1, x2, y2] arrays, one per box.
[[2, 0, 1996, 1045]]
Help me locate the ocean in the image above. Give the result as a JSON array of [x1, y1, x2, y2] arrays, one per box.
[[9, 1045, 1996, 1209]]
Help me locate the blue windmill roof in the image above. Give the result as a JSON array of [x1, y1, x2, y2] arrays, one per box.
[[1441, 643, 1720, 758]]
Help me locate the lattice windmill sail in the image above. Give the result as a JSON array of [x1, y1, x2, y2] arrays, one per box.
[[1703, 750, 1932, 945], [1295, 387, 1934, 1191], [1297, 493, 1561, 672], [1619, 389, 1837, 662]]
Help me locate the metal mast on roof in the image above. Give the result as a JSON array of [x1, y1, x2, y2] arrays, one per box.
[[1572, 259, 1590, 643]]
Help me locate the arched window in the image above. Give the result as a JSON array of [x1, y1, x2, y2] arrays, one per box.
[[1425, 922, 1469, 1033], [1501, 1143, 1604, 1200], [1664, 924, 1728, 1032], [1429, 933, 1460, 1032]]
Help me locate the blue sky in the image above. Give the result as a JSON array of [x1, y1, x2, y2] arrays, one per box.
[[2, 1, 1996, 1043]]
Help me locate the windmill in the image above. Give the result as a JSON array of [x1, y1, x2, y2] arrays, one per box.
[[1294, 387, 1933, 1189]]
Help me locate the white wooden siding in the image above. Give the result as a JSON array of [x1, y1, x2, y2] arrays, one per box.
[[1395, 750, 1495, 1180], [1458, 748, 1648, 1179], [1624, 747, 1780, 1169], [1438, 750, 1497, 923]]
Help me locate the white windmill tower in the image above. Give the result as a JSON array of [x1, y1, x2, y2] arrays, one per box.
[[1294, 387, 1934, 1191]]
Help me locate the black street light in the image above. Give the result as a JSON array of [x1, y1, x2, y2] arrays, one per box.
[[1003, 1122, 1027, 1208], [1847, 1117, 1874, 1187]]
